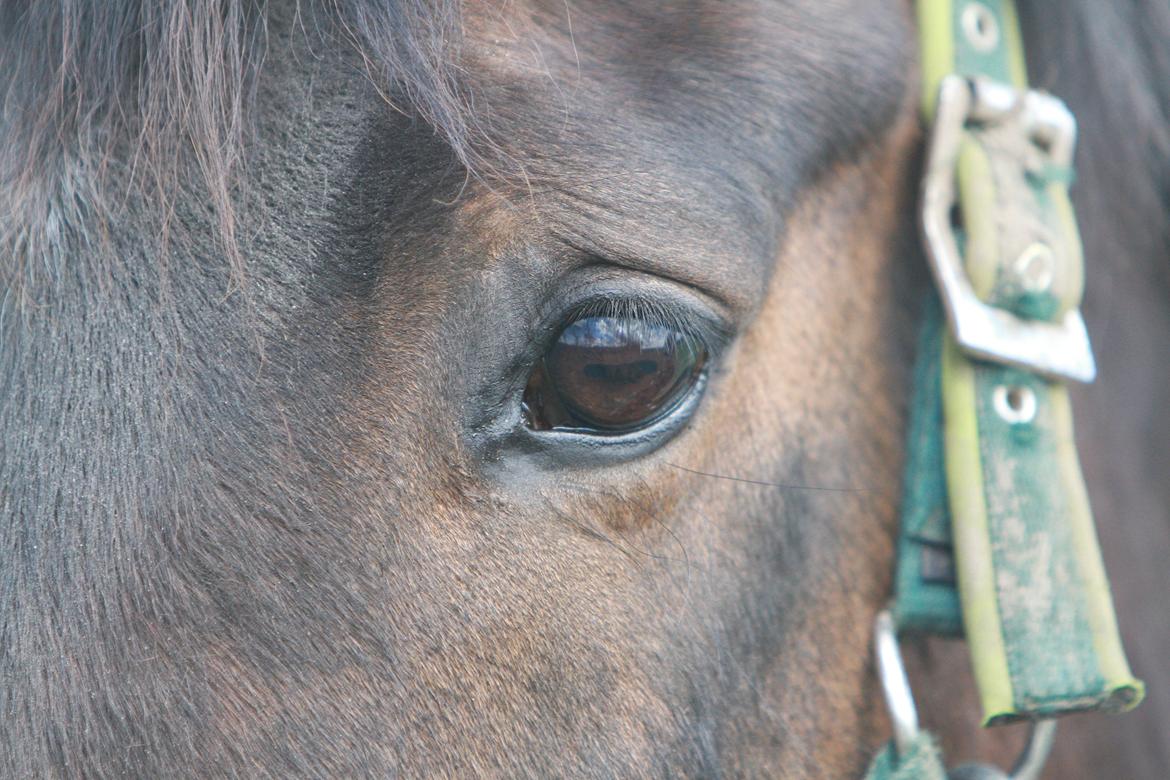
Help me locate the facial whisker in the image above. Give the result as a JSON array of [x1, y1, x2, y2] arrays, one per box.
[[666, 462, 875, 494]]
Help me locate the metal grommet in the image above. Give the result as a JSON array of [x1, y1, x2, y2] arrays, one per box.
[[962, 2, 1000, 52], [993, 384, 1037, 425], [1014, 243, 1055, 294]]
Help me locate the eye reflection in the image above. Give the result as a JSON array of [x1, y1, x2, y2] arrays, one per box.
[[523, 314, 707, 433]]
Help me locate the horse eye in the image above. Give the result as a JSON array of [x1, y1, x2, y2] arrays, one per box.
[[522, 314, 707, 433]]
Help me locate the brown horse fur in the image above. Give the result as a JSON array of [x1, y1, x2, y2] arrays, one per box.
[[2, 1, 1168, 777]]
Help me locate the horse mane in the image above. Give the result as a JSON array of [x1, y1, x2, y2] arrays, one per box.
[[1, 1, 1166, 282], [1020, 1, 1170, 294], [0, 0, 471, 290]]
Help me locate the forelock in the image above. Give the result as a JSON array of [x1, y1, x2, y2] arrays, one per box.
[[0, 0, 474, 296]]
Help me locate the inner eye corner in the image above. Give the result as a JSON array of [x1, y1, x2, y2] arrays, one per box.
[[521, 306, 709, 437]]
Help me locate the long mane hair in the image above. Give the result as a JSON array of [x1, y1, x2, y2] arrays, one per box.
[[2, 1, 1166, 283]]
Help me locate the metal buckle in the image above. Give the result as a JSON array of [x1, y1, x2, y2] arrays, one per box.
[[921, 75, 1096, 383], [875, 611, 1057, 780]]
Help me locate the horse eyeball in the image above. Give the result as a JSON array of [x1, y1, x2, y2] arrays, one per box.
[[522, 315, 706, 433]]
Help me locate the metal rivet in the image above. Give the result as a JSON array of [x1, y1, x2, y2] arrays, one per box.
[[962, 2, 1000, 52], [1014, 242, 1055, 294], [993, 384, 1037, 425]]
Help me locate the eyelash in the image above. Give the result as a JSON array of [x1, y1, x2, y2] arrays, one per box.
[[552, 294, 730, 356]]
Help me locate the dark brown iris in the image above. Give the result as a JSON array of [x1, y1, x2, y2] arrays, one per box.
[[523, 315, 706, 433]]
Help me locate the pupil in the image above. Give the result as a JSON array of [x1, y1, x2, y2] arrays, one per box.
[[582, 360, 658, 383], [525, 314, 706, 432]]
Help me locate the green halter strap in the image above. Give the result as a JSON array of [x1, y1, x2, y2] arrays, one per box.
[[868, 2, 1143, 777]]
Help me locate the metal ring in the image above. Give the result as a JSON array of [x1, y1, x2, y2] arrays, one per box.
[[874, 610, 919, 756], [1010, 719, 1058, 780], [947, 720, 1057, 780], [873, 610, 1056, 779]]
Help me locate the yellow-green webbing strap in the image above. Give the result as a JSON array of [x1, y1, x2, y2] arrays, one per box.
[[895, 0, 1143, 725]]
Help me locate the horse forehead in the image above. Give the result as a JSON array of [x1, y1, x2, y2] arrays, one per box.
[[457, 0, 910, 286], [469, 0, 829, 68], [465, 0, 905, 111]]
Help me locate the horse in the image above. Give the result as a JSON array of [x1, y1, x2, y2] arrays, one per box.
[[2, 0, 1167, 776]]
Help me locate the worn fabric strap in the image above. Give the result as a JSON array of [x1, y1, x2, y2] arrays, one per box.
[[865, 733, 948, 780], [893, 294, 962, 637], [893, 0, 1143, 727]]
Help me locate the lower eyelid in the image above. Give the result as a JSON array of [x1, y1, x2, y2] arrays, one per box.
[[489, 370, 710, 473]]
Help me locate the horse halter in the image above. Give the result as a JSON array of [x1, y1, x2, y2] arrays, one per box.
[[867, 1, 1144, 777]]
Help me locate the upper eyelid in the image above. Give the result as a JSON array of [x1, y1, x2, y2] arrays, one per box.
[[528, 262, 737, 334], [562, 298, 731, 359]]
